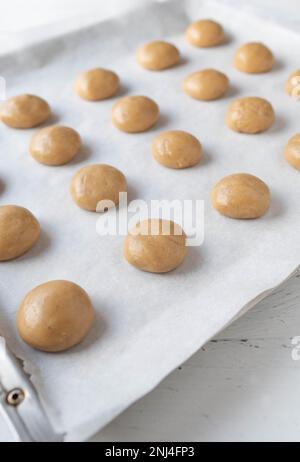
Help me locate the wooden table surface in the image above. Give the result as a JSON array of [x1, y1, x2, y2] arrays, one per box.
[[92, 270, 300, 442]]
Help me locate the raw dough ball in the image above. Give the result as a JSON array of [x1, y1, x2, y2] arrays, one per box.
[[0, 94, 51, 129], [17, 280, 94, 352], [186, 19, 225, 48], [212, 173, 271, 219], [30, 126, 81, 166], [226, 97, 275, 134], [0, 205, 40, 261], [234, 42, 274, 74], [285, 133, 300, 170], [75, 68, 120, 101], [70, 164, 127, 212], [124, 219, 187, 273], [286, 70, 300, 98], [137, 41, 180, 71], [183, 69, 229, 101], [112, 96, 160, 133], [152, 130, 202, 169]]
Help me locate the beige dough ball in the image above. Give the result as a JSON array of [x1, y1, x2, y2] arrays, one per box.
[[234, 42, 274, 74], [212, 173, 271, 219], [30, 126, 81, 166], [285, 133, 300, 170], [226, 97, 275, 134], [0, 94, 51, 129], [112, 96, 160, 133], [186, 19, 225, 48], [286, 70, 300, 98], [124, 219, 187, 273], [0, 205, 40, 261], [75, 68, 120, 101], [137, 41, 180, 71], [183, 69, 229, 101], [71, 164, 127, 212], [152, 130, 202, 169], [17, 280, 94, 353]]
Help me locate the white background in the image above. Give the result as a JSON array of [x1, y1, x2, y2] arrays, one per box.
[[0, 0, 299, 31], [0, 0, 146, 30], [1, 0, 300, 443]]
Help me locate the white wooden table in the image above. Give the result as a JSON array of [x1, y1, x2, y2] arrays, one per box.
[[92, 271, 300, 442], [1, 0, 300, 443]]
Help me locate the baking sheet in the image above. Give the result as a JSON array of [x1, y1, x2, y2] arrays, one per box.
[[0, 0, 300, 442]]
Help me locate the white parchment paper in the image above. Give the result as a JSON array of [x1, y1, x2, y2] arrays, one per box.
[[0, 0, 299, 441]]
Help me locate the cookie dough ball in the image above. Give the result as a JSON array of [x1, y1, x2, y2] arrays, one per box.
[[75, 68, 120, 101], [17, 280, 94, 352], [0, 94, 51, 129], [234, 42, 274, 74], [226, 97, 275, 134], [286, 70, 300, 98], [112, 96, 160, 133], [285, 134, 300, 170], [124, 219, 187, 273], [183, 69, 229, 101], [137, 41, 180, 71], [152, 130, 202, 169], [212, 173, 271, 219], [71, 164, 127, 212], [186, 19, 225, 48], [30, 126, 81, 166], [0, 205, 40, 261]]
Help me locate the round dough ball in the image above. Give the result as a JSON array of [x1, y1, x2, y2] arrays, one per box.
[[75, 68, 120, 101], [70, 164, 127, 212], [186, 19, 225, 48], [212, 173, 271, 219], [285, 133, 300, 170], [226, 97, 275, 134], [0, 205, 40, 261], [112, 96, 160, 133], [124, 219, 187, 273], [183, 69, 229, 101], [30, 126, 81, 166], [17, 280, 94, 352], [152, 130, 202, 169], [0, 94, 51, 129], [286, 70, 300, 98], [137, 41, 180, 71], [234, 42, 274, 74]]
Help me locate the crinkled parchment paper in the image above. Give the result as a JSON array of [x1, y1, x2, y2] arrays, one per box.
[[0, 0, 299, 442]]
